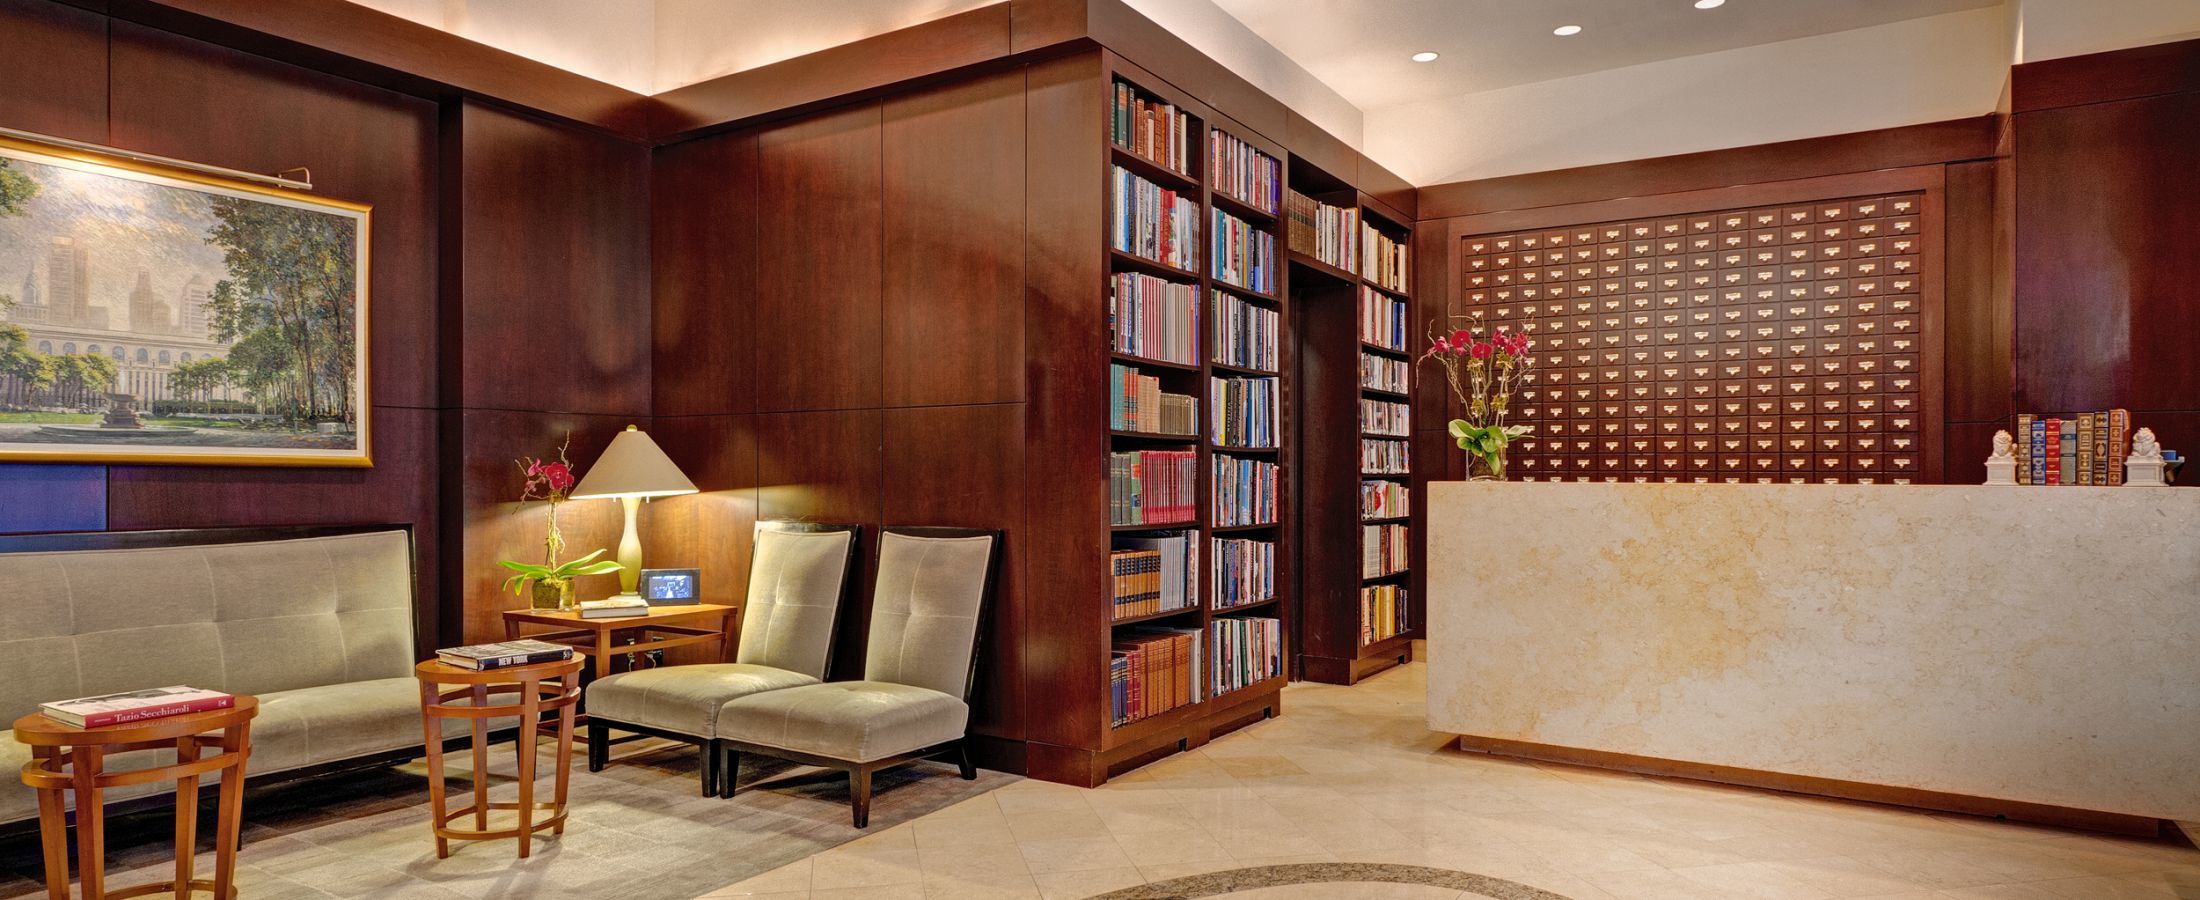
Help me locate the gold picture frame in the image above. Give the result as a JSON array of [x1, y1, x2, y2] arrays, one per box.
[[0, 134, 372, 467]]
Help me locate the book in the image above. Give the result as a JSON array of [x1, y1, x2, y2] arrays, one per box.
[[1360, 397, 1410, 436], [2093, 411, 2111, 485], [1211, 208, 1276, 295], [1110, 449, 1198, 526], [1212, 292, 1280, 372], [578, 596, 649, 619], [1359, 286, 1409, 351], [1109, 81, 1189, 175], [1360, 585, 1409, 646], [1209, 616, 1279, 697], [1360, 480, 1409, 519], [1210, 536, 1274, 609], [2058, 419, 2078, 485], [437, 639, 573, 670], [1111, 166, 1199, 272], [1109, 364, 1197, 435], [40, 686, 233, 728], [1361, 223, 1409, 294], [1209, 130, 1279, 214], [2029, 418, 2048, 484], [1360, 352, 1409, 394], [1362, 523, 1409, 578], [1285, 191, 1358, 272], [1210, 375, 1278, 449], [2044, 418, 2062, 485], [2109, 408, 2130, 486], [1362, 438, 1411, 475], [2014, 413, 2034, 484], [1211, 454, 1279, 527], [1109, 272, 1199, 365], [1111, 530, 1198, 621]]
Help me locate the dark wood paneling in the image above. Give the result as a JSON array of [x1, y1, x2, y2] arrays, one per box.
[[651, 3, 1015, 142], [452, 409, 629, 643], [100, 0, 655, 138], [452, 102, 651, 415], [884, 403, 1026, 739], [756, 408, 884, 679], [1286, 111, 1357, 186], [1943, 160, 2012, 424], [110, 21, 441, 409], [1358, 156, 1416, 221], [2014, 90, 2200, 416], [753, 104, 884, 412], [652, 132, 758, 417], [2012, 36, 2200, 114], [0, 0, 108, 141], [883, 71, 1027, 407], [1292, 273, 1363, 668], [1417, 117, 1999, 219], [641, 414, 760, 664]]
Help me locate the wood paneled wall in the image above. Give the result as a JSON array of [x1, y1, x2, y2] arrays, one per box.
[[646, 67, 1037, 768]]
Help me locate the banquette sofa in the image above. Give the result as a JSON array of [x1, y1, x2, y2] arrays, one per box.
[[0, 525, 473, 828]]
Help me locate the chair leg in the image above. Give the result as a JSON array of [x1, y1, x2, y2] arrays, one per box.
[[956, 741, 977, 781], [849, 767, 872, 829], [587, 721, 609, 773], [701, 739, 721, 798], [719, 746, 740, 798]]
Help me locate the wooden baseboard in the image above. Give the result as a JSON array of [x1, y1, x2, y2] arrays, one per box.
[[1454, 734, 2167, 837]]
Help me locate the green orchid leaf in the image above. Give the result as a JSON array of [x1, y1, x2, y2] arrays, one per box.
[[1447, 420, 1472, 439], [498, 560, 550, 575], [568, 561, 626, 576]]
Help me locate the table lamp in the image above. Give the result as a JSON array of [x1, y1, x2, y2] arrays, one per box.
[[570, 425, 698, 598]]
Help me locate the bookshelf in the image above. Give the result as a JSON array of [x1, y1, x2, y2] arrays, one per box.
[[1296, 159, 1423, 684]]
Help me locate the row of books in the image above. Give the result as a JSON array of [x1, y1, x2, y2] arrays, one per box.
[[2016, 410, 2131, 485], [1210, 131, 1280, 215], [1210, 375, 1278, 449], [1361, 352, 1408, 394], [1211, 209, 1277, 295], [1286, 191, 1358, 272], [1361, 398, 1409, 436], [1109, 364, 1198, 436], [1112, 166, 1200, 272], [1363, 224, 1409, 294], [1110, 81, 1192, 176], [1110, 449, 1198, 526], [1211, 616, 1282, 697], [1360, 286, 1410, 352], [1363, 524, 1409, 578], [1361, 480, 1409, 519], [1109, 530, 1199, 622], [1211, 537, 1274, 609], [1363, 438, 1411, 475], [1111, 628, 1201, 726], [1109, 272, 1199, 365], [1360, 585, 1410, 646], [1213, 454, 1280, 527], [1213, 292, 1280, 372]]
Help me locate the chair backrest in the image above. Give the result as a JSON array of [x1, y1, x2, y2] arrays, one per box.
[[862, 527, 1001, 698], [0, 526, 417, 721], [735, 522, 859, 679]]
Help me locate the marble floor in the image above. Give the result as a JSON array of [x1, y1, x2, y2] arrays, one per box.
[[705, 661, 2200, 900]]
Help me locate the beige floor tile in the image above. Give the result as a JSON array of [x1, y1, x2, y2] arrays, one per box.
[[911, 814, 1018, 849], [808, 848, 924, 891], [1516, 839, 1666, 876], [918, 871, 1042, 900], [1666, 860, 1838, 899], [1584, 866, 1758, 900], [809, 886, 926, 900], [914, 841, 1032, 879], [1003, 807, 1110, 842], [1016, 836, 1136, 874], [1110, 828, 1234, 866], [1028, 866, 1146, 900]]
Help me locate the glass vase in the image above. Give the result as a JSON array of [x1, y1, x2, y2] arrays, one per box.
[[1469, 451, 1509, 482], [531, 578, 575, 611]]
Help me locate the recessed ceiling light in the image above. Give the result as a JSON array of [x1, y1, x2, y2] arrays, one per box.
[[1694, 0, 1725, 9], [1553, 24, 1583, 36], [1410, 51, 1440, 62]]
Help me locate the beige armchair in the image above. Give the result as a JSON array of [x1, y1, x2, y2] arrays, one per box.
[[584, 522, 858, 796], [713, 526, 1000, 827]]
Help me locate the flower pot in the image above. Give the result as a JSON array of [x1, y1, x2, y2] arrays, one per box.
[[530, 578, 575, 611]]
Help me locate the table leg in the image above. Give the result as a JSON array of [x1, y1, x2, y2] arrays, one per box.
[[469, 685, 490, 832], [719, 609, 738, 663], [212, 725, 249, 900], [173, 736, 201, 897], [419, 681, 450, 859], [504, 618, 520, 641], [552, 682, 575, 836], [70, 745, 104, 899], [31, 747, 66, 900], [514, 677, 541, 859]]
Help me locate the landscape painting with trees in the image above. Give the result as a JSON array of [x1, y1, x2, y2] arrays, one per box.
[[0, 136, 371, 466]]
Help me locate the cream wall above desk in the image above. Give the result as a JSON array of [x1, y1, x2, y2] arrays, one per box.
[[1427, 481, 2200, 829]]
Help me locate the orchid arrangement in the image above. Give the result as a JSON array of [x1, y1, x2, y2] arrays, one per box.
[[1421, 321, 1535, 480], [498, 437, 622, 597]]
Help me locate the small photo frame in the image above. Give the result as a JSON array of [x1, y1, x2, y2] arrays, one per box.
[[638, 568, 701, 605]]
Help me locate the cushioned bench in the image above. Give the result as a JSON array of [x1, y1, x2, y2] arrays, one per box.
[[0, 526, 479, 827]]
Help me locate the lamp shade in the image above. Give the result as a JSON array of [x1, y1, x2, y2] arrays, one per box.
[[570, 425, 698, 499]]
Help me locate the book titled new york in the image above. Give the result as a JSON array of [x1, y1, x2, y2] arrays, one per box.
[[40, 685, 234, 728], [436, 639, 573, 670]]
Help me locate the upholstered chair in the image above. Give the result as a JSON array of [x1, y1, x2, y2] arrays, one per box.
[[584, 522, 858, 796], [713, 527, 1000, 827]]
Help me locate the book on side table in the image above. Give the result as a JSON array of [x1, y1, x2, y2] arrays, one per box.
[[578, 596, 649, 619], [437, 639, 574, 670], [40, 685, 235, 728]]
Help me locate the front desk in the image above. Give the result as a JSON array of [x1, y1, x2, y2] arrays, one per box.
[[1426, 481, 2200, 832]]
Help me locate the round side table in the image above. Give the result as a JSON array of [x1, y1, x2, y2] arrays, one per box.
[[413, 657, 581, 859], [12, 697, 258, 900]]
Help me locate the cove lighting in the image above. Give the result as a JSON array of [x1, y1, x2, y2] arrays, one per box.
[[1411, 51, 1440, 62], [1552, 24, 1583, 36], [1695, 0, 1726, 8]]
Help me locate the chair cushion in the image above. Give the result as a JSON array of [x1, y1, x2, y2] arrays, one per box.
[[715, 681, 968, 764], [585, 664, 821, 738]]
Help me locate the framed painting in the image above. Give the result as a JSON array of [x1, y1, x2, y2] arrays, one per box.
[[0, 134, 371, 467]]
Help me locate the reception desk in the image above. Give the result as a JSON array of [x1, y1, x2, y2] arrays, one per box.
[[1426, 481, 2200, 832]]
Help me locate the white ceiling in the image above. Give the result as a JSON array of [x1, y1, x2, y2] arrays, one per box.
[[1205, 0, 2006, 112]]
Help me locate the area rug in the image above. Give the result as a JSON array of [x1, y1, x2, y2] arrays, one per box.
[[0, 736, 1014, 899]]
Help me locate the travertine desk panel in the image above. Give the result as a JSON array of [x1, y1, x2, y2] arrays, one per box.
[[1427, 481, 2200, 824]]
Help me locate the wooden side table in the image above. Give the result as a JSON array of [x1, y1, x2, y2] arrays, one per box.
[[413, 657, 580, 859], [500, 603, 738, 690], [12, 697, 258, 900]]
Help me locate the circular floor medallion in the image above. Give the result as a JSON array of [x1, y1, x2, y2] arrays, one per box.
[[1084, 862, 1578, 899]]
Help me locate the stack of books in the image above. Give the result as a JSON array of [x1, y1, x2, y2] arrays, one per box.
[[1359, 286, 1409, 351], [1360, 585, 1409, 645], [1109, 272, 1199, 364], [1109, 449, 1198, 526], [1360, 353, 1408, 393], [578, 597, 648, 619], [1210, 209, 1276, 295], [437, 639, 574, 670], [1111, 166, 1199, 271], [1361, 224, 1409, 294], [1209, 131, 1279, 214], [1110, 628, 1201, 726], [1212, 455, 1279, 527], [1285, 191, 1358, 272], [1209, 616, 1280, 697], [2015, 410, 2131, 485], [1212, 293, 1279, 372], [1362, 524, 1409, 577], [1210, 537, 1274, 609], [40, 686, 234, 728], [1361, 481, 1409, 519], [1362, 438, 1411, 475], [1210, 375, 1278, 449], [1360, 398, 1409, 436], [1109, 364, 1198, 435], [1109, 81, 1190, 175], [1109, 530, 1199, 621]]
